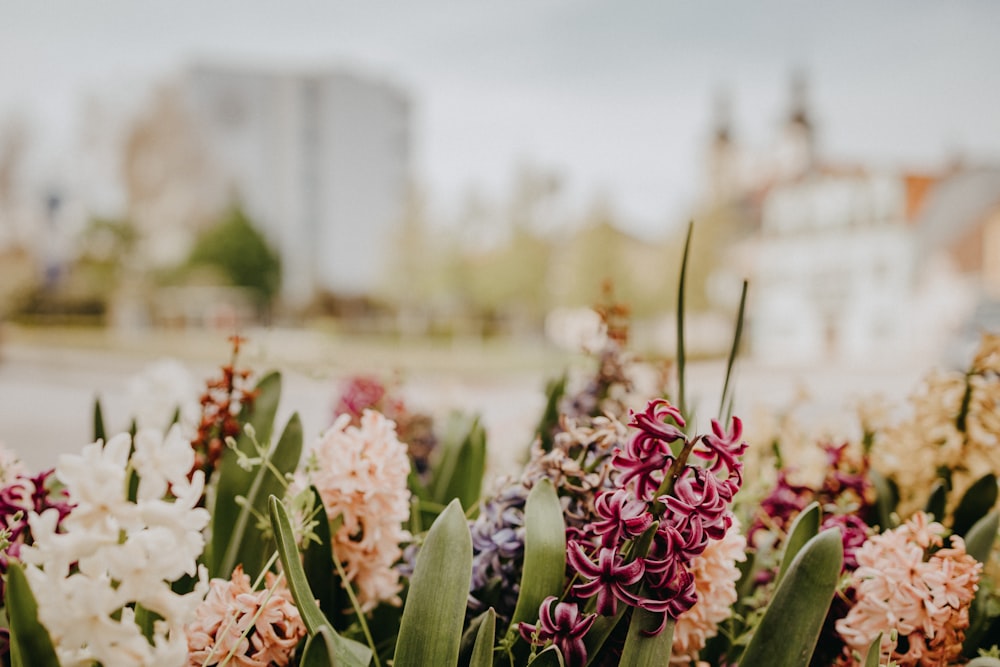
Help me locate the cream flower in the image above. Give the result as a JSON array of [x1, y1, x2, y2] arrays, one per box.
[[671, 518, 747, 664], [303, 410, 412, 612], [20, 430, 209, 667]]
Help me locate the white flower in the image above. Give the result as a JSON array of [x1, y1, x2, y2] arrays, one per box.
[[131, 426, 196, 501], [127, 358, 199, 436], [22, 430, 210, 667]]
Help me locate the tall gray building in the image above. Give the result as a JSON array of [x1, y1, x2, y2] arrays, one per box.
[[183, 63, 410, 308]]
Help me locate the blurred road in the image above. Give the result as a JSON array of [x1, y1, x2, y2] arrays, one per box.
[[0, 330, 925, 477]]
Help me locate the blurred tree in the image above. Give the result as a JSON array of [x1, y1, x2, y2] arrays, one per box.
[[121, 85, 227, 267], [186, 206, 281, 303]]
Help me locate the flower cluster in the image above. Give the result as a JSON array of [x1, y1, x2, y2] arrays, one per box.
[[871, 332, 1000, 518], [332, 374, 437, 478], [835, 512, 982, 666], [185, 565, 306, 667], [19, 427, 210, 666], [301, 409, 412, 611], [521, 399, 749, 664]]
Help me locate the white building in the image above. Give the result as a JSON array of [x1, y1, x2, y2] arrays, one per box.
[[183, 63, 411, 308], [743, 169, 918, 363]]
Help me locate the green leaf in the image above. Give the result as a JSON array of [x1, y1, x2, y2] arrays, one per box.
[[508, 479, 567, 635], [868, 468, 897, 531], [468, 607, 496, 667], [777, 501, 820, 584], [619, 608, 675, 666], [718, 279, 748, 421], [231, 412, 304, 578], [925, 479, 948, 522], [964, 510, 999, 564], [394, 498, 472, 667], [968, 659, 1000, 667], [861, 632, 883, 667], [303, 486, 341, 626], [584, 608, 628, 666], [738, 528, 843, 667], [529, 645, 566, 666], [676, 220, 694, 419], [269, 495, 373, 667], [301, 626, 339, 667], [535, 374, 567, 453], [953, 474, 999, 536], [5, 561, 60, 667], [210, 371, 283, 576], [93, 396, 106, 443], [435, 417, 487, 511]]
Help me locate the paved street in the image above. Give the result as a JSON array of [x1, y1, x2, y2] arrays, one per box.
[[0, 330, 928, 477]]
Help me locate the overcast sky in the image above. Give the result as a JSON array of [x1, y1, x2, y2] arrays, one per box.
[[1, 1, 999, 237]]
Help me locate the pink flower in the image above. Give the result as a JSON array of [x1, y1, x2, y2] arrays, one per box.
[[186, 566, 306, 667], [835, 512, 981, 666], [519, 596, 597, 666], [591, 489, 653, 548], [303, 410, 411, 611], [567, 541, 645, 616]]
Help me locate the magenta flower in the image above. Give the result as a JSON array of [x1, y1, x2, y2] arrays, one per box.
[[591, 489, 653, 548], [519, 596, 597, 666], [694, 416, 747, 479], [628, 399, 686, 455], [567, 541, 645, 616], [612, 448, 671, 501]]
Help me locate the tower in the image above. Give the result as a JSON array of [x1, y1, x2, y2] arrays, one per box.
[[774, 70, 816, 181]]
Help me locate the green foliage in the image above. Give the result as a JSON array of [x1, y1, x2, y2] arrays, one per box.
[[209, 371, 283, 578], [953, 474, 999, 536], [469, 608, 497, 667], [269, 496, 373, 666], [302, 487, 341, 627], [619, 609, 675, 666], [777, 501, 821, 584], [507, 479, 567, 659], [5, 562, 60, 667], [738, 528, 844, 666], [186, 205, 281, 302], [394, 499, 472, 667]]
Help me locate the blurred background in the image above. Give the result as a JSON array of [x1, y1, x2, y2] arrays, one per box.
[[1, 1, 999, 467]]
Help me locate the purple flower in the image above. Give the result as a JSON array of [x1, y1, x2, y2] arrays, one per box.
[[519, 596, 597, 666], [567, 541, 645, 616], [694, 416, 747, 477], [591, 489, 653, 548]]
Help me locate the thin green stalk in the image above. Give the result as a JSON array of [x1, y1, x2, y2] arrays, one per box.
[[331, 549, 382, 667], [218, 571, 286, 667], [676, 221, 694, 420], [719, 280, 748, 420]]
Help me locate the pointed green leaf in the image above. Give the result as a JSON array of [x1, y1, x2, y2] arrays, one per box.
[[676, 220, 694, 418], [269, 496, 373, 667], [508, 479, 567, 634], [211, 371, 283, 576], [303, 486, 341, 625], [964, 510, 999, 564], [738, 528, 843, 667], [469, 607, 496, 667], [93, 396, 106, 443], [861, 632, 883, 667], [301, 625, 338, 667], [529, 645, 566, 666], [619, 608, 675, 666], [968, 659, 1000, 667], [953, 474, 998, 536], [925, 479, 948, 522], [868, 468, 897, 531], [718, 279, 748, 421], [535, 374, 567, 453], [394, 498, 472, 667], [6, 562, 60, 667], [777, 501, 820, 584], [224, 412, 304, 578], [437, 417, 487, 510]]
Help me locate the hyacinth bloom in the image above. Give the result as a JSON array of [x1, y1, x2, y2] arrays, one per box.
[[519, 596, 597, 666], [567, 541, 645, 616], [303, 409, 411, 612], [835, 512, 981, 666], [186, 566, 306, 667], [566, 398, 747, 638]]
